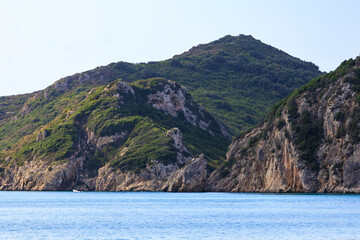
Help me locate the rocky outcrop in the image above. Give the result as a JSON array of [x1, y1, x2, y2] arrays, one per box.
[[166, 128, 192, 164], [162, 154, 207, 192], [36, 129, 50, 142], [19, 92, 42, 116], [147, 80, 230, 138], [208, 123, 306, 193], [51, 68, 108, 92], [208, 57, 360, 193], [115, 81, 135, 95], [88, 127, 200, 191], [87, 130, 128, 149], [86, 154, 207, 192], [0, 151, 208, 192], [0, 154, 85, 191]]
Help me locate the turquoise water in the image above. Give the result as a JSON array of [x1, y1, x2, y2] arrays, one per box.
[[0, 192, 359, 240]]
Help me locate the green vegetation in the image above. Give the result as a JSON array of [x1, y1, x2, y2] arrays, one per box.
[[291, 111, 323, 170], [0, 35, 321, 159], [348, 110, 360, 143], [234, 57, 360, 172], [106, 35, 321, 134], [336, 106, 360, 143], [0, 85, 92, 155], [276, 119, 286, 130], [266, 58, 358, 125], [109, 118, 178, 172], [2, 78, 229, 174], [0, 34, 324, 177]]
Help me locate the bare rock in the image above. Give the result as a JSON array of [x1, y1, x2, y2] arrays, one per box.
[[162, 154, 207, 192], [96, 132, 128, 148], [116, 81, 135, 95], [165, 127, 192, 164], [147, 80, 230, 138], [36, 129, 49, 142]]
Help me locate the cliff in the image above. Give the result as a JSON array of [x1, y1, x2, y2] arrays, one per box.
[[208, 57, 360, 193]]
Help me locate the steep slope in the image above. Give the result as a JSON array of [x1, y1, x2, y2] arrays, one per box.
[[0, 78, 229, 191], [209, 57, 360, 193]]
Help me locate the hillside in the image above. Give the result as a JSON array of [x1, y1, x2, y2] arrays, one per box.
[[0, 35, 322, 148], [208, 57, 360, 193], [0, 78, 229, 190]]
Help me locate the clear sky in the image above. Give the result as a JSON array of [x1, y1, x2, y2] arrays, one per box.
[[1, 0, 359, 96]]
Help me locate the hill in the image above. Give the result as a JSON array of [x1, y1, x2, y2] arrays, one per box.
[[0, 78, 229, 190], [0, 35, 322, 145], [101, 34, 322, 133], [208, 57, 360, 193]]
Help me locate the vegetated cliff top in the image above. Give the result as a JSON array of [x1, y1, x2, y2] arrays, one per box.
[[209, 57, 360, 193], [0, 34, 322, 137], [0, 78, 229, 173]]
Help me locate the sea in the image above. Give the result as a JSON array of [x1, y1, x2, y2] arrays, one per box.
[[0, 192, 359, 240]]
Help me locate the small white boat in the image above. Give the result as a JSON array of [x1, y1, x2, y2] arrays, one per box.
[[72, 189, 82, 193]]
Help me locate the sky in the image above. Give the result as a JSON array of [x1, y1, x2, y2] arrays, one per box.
[[1, 0, 360, 97]]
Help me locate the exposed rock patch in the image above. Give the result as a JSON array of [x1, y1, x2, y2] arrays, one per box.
[[36, 129, 50, 142], [147, 80, 230, 138], [0, 155, 85, 191], [162, 154, 207, 192], [96, 132, 128, 148], [166, 127, 192, 164]]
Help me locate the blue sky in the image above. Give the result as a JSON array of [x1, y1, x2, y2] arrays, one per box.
[[1, 0, 359, 96]]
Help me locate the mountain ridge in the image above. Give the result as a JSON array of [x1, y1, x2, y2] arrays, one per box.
[[0, 34, 322, 136]]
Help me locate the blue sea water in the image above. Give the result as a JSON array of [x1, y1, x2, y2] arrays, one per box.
[[0, 192, 359, 240]]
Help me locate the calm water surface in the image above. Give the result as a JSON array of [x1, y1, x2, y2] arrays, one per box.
[[0, 192, 359, 240]]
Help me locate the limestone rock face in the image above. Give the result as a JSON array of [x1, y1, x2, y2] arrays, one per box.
[[147, 81, 188, 118], [209, 58, 360, 193], [91, 154, 207, 192], [0, 155, 85, 191], [166, 127, 192, 164], [90, 127, 197, 191], [208, 123, 305, 193], [147, 80, 230, 138], [162, 154, 207, 192], [93, 162, 176, 191], [0, 144, 207, 192]]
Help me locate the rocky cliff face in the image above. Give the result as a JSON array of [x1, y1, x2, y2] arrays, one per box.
[[0, 135, 208, 192], [0, 78, 227, 191], [93, 154, 207, 192], [208, 57, 360, 193]]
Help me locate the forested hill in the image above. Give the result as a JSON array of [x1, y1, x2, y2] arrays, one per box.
[[0, 34, 322, 140]]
